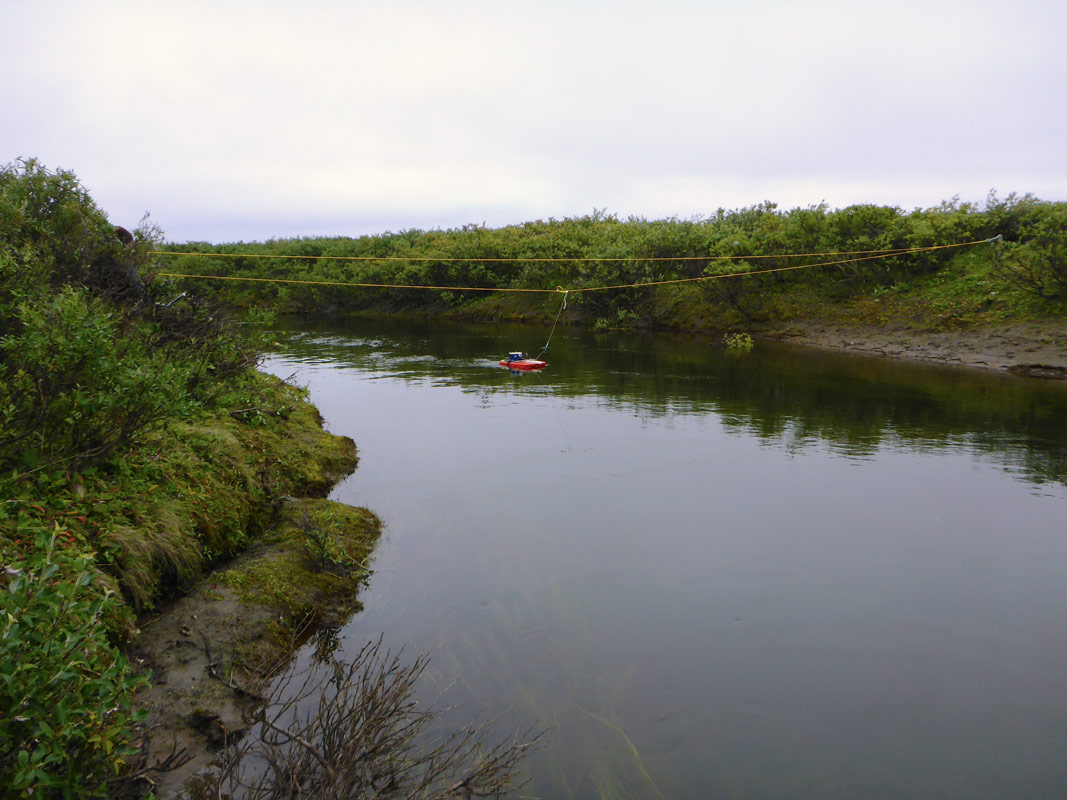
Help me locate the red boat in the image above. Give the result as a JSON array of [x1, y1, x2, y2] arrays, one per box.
[[499, 351, 547, 370]]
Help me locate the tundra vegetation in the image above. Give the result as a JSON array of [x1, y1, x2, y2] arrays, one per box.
[[0, 161, 535, 798], [158, 196, 1067, 334], [0, 160, 359, 796], [4, 158, 1064, 797]]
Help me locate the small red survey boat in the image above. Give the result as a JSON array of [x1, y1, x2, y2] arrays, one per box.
[[499, 351, 547, 370]]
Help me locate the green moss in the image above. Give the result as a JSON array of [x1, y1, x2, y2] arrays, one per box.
[[4, 370, 360, 620], [214, 498, 380, 661], [218, 500, 378, 620]]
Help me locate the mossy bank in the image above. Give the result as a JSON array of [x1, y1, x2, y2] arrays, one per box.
[[0, 161, 381, 798], [130, 484, 381, 797], [4, 363, 383, 797]]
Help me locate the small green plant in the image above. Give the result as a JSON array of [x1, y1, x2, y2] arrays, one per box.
[[723, 331, 755, 351], [0, 530, 147, 797], [297, 509, 368, 576], [245, 306, 276, 327]]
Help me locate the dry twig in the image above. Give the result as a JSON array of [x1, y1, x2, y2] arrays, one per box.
[[194, 636, 542, 799]]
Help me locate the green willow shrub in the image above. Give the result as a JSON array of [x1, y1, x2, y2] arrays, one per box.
[[0, 243, 49, 339], [993, 203, 1067, 299], [723, 331, 755, 351], [0, 159, 142, 302], [153, 194, 1067, 319], [0, 287, 190, 474], [0, 531, 147, 798]]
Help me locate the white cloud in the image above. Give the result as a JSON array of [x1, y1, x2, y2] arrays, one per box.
[[4, 0, 1065, 241]]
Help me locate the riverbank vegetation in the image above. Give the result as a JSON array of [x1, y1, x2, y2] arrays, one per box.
[[5, 156, 1064, 795], [159, 195, 1067, 334], [2, 160, 542, 798], [0, 161, 364, 796]]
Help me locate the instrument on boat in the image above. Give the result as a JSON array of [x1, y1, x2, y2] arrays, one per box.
[[499, 351, 547, 370]]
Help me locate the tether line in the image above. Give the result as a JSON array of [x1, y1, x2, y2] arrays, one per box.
[[535, 290, 569, 360], [151, 273, 557, 293], [148, 238, 984, 264], [151, 238, 995, 295]]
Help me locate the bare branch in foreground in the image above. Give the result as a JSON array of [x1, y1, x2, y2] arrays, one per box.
[[191, 636, 543, 799]]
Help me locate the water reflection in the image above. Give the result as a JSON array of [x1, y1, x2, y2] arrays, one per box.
[[263, 316, 1067, 800], [274, 315, 1067, 488]]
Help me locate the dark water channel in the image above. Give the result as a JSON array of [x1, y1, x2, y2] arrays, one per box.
[[263, 316, 1067, 799]]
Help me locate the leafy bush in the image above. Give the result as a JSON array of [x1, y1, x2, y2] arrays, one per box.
[[0, 159, 145, 306], [992, 203, 1067, 299], [0, 287, 190, 475], [0, 160, 263, 480], [0, 531, 147, 797]]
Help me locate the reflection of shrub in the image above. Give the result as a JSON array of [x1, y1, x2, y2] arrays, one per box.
[[0, 532, 146, 797]]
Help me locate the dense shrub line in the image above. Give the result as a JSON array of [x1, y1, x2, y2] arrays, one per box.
[[159, 194, 1067, 324]]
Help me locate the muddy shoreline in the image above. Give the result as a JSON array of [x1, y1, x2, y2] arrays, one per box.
[[768, 320, 1067, 378], [129, 497, 380, 798]]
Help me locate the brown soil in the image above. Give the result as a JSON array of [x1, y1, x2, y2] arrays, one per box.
[[769, 320, 1067, 378], [128, 580, 274, 796], [128, 498, 379, 798]]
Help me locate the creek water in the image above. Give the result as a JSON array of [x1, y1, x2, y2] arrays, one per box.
[[263, 315, 1067, 800]]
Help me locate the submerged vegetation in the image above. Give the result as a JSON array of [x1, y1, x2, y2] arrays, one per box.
[[192, 636, 541, 800], [159, 195, 1067, 333]]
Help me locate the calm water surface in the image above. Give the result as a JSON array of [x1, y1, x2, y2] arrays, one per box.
[[264, 316, 1067, 799]]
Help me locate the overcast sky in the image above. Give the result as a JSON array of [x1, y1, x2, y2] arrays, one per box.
[[5, 0, 1065, 243]]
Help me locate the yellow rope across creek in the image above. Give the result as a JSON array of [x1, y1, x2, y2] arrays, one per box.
[[149, 238, 995, 295]]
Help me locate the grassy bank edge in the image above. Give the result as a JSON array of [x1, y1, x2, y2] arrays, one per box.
[[3, 367, 382, 797], [119, 369, 382, 796], [129, 497, 381, 797]]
